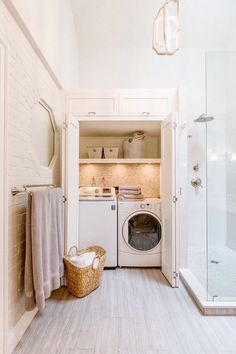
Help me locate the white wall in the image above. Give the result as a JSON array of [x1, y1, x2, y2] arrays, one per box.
[[71, 0, 236, 50], [75, 47, 206, 131], [206, 53, 227, 249], [70, 0, 207, 274], [10, 0, 79, 88], [0, 0, 63, 350], [70, 0, 236, 276]]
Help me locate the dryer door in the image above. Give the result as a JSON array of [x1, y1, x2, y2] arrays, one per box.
[[123, 211, 161, 252]]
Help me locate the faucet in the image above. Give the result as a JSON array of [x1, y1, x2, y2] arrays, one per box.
[[92, 177, 96, 186], [102, 177, 106, 187]]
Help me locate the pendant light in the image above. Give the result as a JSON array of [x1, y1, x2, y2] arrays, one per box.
[[153, 0, 180, 55]]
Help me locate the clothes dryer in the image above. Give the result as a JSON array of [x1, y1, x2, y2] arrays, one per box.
[[118, 198, 161, 267]]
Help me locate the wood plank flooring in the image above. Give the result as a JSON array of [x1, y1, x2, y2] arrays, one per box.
[[13, 268, 236, 354]]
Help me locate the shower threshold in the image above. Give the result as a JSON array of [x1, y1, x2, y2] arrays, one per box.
[[180, 269, 236, 315]]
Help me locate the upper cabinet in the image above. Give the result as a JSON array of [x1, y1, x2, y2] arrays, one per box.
[[65, 89, 177, 120], [68, 91, 119, 116], [119, 90, 171, 117]]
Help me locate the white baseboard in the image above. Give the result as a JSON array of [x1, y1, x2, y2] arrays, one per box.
[[9, 308, 38, 353]]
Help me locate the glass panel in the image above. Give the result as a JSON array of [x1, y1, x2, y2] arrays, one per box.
[[186, 119, 207, 295], [206, 51, 236, 301], [128, 213, 161, 251]]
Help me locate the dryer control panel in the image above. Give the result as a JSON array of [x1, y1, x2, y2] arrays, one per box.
[[138, 200, 161, 215]]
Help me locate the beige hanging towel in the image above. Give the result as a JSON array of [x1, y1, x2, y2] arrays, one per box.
[[25, 188, 64, 312]]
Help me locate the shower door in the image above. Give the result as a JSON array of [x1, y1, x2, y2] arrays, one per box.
[[206, 51, 236, 301]]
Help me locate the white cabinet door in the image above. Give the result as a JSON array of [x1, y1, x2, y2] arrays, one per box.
[[67, 91, 119, 117], [62, 115, 79, 252], [161, 113, 178, 287], [120, 90, 172, 117]]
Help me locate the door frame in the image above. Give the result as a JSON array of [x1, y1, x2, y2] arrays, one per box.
[[0, 38, 8, 354]]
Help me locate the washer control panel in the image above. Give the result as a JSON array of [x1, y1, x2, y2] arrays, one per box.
[[139, 202, 160, 214]]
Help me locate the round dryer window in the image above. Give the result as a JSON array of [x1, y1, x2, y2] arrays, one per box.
[[125, 212, 161, 251]]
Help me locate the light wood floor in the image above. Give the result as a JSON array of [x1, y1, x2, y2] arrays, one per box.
[[14, 268, 236, 354]]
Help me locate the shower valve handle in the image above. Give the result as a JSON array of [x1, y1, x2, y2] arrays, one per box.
[[191, 177, 203, 189]]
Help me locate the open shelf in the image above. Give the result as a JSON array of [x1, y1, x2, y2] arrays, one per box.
[[79, 158, 161, 164]]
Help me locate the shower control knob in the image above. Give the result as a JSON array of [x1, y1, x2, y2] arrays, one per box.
[[191, 177, 203, 189], [140, 203, 146, 209]]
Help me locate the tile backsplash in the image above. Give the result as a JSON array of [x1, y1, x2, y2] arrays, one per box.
[[80, 163, 160, 198]]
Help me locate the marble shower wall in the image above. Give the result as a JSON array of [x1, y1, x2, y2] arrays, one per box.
[[79, 163, 160, 198]]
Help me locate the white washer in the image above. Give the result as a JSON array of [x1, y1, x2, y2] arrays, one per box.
[[118, 198, 161, 267], [79, 187, 117, 268]]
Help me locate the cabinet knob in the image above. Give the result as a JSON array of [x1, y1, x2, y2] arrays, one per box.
[[88, 111, 96, 115]]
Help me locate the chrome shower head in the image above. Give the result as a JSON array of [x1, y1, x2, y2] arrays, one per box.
[[194, 113, 214, 123]]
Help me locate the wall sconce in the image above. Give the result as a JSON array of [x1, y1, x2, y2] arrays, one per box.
[[153, 0, 180, 55]]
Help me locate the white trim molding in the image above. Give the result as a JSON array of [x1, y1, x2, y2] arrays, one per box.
[[0, 38, 8, 354], [9, 309, 38, 354]]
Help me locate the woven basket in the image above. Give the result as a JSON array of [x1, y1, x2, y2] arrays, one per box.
[[123, 137, 146, 158], [63, 245, 106, 298]]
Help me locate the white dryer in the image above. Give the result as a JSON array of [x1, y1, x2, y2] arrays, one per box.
[[118, 198, 161, 267]]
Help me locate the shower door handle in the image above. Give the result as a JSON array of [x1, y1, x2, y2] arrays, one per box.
[[191, 177, 203, 189]]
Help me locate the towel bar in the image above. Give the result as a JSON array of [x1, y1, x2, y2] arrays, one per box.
[[11, 184, 56, 196]]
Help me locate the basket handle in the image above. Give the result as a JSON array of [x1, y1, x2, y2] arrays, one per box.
[[67, 246, 78, 258], [92, 255, 101, 269]]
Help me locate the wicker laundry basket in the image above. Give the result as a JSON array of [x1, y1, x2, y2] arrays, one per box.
[[63, 245, 106, 298]]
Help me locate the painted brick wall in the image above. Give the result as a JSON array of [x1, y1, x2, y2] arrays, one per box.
[[0, 1, 63, 331]]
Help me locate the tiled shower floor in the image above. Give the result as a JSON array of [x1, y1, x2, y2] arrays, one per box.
[[188, 246, 236, 300]]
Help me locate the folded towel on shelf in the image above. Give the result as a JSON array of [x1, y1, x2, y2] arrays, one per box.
[[25, 188, 64, 312], [120, 194, 144, 200], [119, 185, 144, 200], [119, 186, 141, 191], [70, 252, 96, 268], [120, 190, 141, 195]]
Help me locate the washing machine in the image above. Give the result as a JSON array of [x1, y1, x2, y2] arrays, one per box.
[[79, 187, 117, 268], [118, 198, 162, 267]]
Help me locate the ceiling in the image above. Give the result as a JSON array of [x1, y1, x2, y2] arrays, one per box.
[[70, 0, 236, 49], [79, 121, 162, 137]]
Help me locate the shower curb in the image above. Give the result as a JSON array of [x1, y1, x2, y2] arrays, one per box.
[[180, 269, 236, 316]]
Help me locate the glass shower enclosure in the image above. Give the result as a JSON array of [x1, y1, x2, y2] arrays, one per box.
[[183, 51, 236, 309]]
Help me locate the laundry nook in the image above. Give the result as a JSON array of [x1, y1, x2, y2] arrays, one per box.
[[64, 89, 178, 286], [1, 1, 236, 354]]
